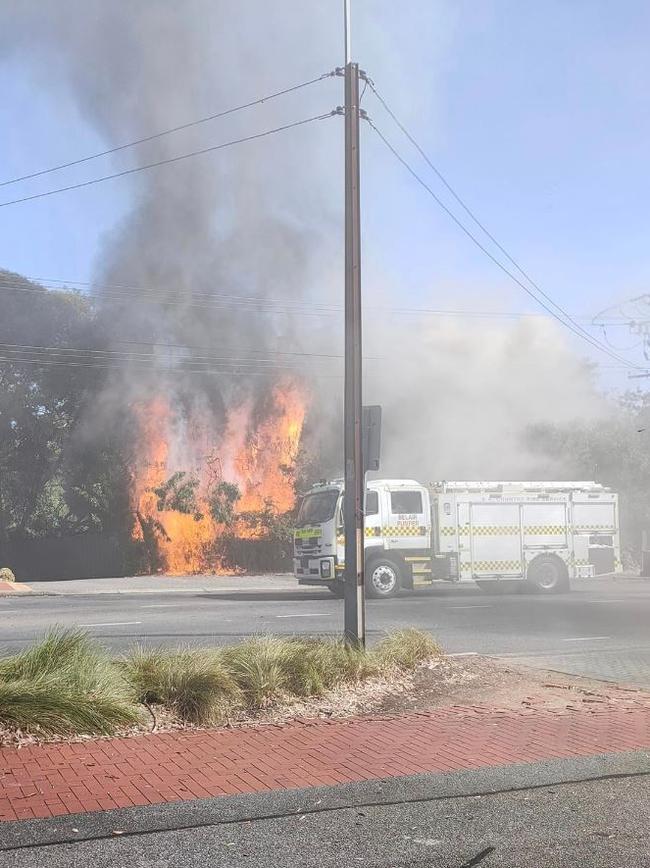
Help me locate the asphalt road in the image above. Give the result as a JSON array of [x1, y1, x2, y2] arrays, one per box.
[[2, 575, 650, 686], [3, 753, 650, 867]]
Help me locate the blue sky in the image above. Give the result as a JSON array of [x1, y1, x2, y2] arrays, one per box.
[[1, 1, 649, 388]]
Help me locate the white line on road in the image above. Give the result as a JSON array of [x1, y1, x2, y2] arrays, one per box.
[[588, 599, 629, 604], [447, 652, 479, 657], [562, 636, 611, 642], [79, 621, 143, 627], [140, 604, 180, 608], [275, 613, 329, 619], [447, 605, 493, 610]]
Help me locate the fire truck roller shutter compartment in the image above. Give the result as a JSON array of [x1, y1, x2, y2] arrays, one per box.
[[573, 496, 617, 575], [469, 503, 522, 577]]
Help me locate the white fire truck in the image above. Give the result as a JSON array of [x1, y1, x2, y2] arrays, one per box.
[[294, 479, 621, 598]]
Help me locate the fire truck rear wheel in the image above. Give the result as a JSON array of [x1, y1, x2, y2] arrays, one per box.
[[526, 555, 570, 594], [365, 558, 402, 599]]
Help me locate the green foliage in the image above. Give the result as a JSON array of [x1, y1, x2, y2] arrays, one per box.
[[238, 496, 294, 543], [208, 481, 241, 525], [374, 628, 442, 669], [0, 628, 141, 735], [0, 271, 133, 543], [0, 682, 139, 735], [153, 471, 203, 520], [0, 628, 442, 737], [221, 635, 384, 707], [220, 636, 289, 708], [123, 647, 240, 724]]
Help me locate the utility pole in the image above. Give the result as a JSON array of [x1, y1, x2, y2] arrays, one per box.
[[342, 0, 365, 647]]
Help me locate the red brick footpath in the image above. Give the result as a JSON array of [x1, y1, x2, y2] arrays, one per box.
[[2, 702, 650, 822]]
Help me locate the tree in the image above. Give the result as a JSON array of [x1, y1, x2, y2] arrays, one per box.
[[524, 393, 650, 565], [153, 471, 203, 520], [0, 270, 131, 544], [207, 481, 241, 526]]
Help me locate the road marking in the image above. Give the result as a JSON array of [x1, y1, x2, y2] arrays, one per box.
[[562, 636, 611, 642], [447, 605, 492, 610], [275, 613, 329, 619], [588, 599, 628, 604], [140, 604, 179, 608], [447, 652, 479, 657], [79, 621, 143, 627]]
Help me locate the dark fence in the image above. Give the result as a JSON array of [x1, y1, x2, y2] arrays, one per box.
[[1, 534, 291, 581], [217, 537, 292, 574], [1, 534, 134, 582]]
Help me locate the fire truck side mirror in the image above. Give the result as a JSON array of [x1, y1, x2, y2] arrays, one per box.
[[362, 405, 382, 474]]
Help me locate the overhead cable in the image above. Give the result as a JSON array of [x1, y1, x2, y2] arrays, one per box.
[[0, 278, 596, 322], [365, 116, 642, 370], [0, 112, 337, 208], [366, 79, 618, 356], [0, 71, 336, 188]]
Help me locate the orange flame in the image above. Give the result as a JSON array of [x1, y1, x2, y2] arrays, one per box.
[[131, 381, 306, 573]]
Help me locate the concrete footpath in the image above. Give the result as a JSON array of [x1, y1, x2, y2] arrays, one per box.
[[3, 571, 643, 596], [0, 574, 297, 596], [2, 698, 650, 823]]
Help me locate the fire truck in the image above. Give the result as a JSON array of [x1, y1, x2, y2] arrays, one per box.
[[294, 479, 621, 598]]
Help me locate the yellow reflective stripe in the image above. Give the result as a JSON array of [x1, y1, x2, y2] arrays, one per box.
[[382, 525, 427, 536], [294, 527, 322, 539]]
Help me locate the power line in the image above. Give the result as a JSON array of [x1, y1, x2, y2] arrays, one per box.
[[365, 116, 642, 370], [0, 355, 342, 379], [0, 278, 343, 317], [0, 277, 598, 322], [0, 341, 342, 370], [15, 275, 340, 310], [0, 348, 334, 372], [0, 112, 337, 209], [365, 81, 642, 371], [112, 338, 378, 361], [113, 339, 346, 360], [0, 72, 336, 188]]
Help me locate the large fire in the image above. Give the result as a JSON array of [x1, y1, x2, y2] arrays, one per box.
[[131, 381, 306, 574]]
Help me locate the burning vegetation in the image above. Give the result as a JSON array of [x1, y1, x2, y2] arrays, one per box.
[[131, 381, 307, 574]]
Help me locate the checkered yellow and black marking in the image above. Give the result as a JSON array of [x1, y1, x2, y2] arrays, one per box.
[[452, 524, 571, 537], [382, 525, 428, 537], [461, 560, 522, 572], [463, 525, 520, 536], [524, 525, 565, 535], [574, 524, 615, 531], [337, 527, 381, 544]]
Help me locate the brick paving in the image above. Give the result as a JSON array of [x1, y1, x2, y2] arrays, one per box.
[[1, 703, 650, 822]]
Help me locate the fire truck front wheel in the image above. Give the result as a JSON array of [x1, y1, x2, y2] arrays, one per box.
[[526, 554, 570, 594], [365, 557, 402, 599]]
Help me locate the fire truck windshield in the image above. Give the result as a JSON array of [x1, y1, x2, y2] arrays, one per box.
[[296, 490, 339, 525]]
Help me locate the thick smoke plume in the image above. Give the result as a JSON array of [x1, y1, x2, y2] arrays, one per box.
[[0, 1, 342, 489], [364, 313, 605, 482], [1, 1, 605, 498]]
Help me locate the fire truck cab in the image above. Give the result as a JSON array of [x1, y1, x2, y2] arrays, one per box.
[[294, 479, 621, 598]]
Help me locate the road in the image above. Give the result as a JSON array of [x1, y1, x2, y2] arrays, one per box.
[[3, 754, 650, 867], [2, 575, 650, 686]]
